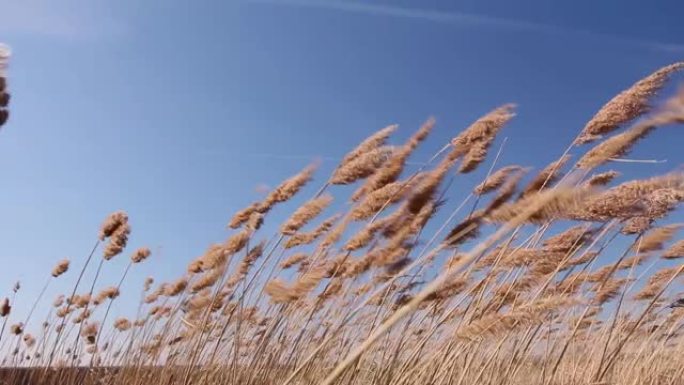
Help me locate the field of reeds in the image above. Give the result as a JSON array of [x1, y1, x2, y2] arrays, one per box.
[[2, 47, 684, 385]]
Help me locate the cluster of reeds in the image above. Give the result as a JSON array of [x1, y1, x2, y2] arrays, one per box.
[[2, 48, 684, 385]]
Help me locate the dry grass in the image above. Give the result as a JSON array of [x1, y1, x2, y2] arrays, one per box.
[[2, 51, 684, 385]]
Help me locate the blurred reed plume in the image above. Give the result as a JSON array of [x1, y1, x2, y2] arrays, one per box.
[[0, 43, 11, 129]]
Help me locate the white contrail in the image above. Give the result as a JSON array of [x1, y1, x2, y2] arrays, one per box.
[[248, 0, 684, 53], [245, 152, 425, 166]]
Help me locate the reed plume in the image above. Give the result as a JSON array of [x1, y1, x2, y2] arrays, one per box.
[[281, 194, 333, 235], [131, 247, 151, 263], [520, 154, 570, 197], [474, 165, 523, 195], [260, 163, 317, 212], [635, 224, 682, 252], [23, 334, 35, 348], [330, 146, 394, 185], [351, 118, 434, 200], [51, 259, 70, 278], [576, 62, 684, 144], [102, 214, 131, 260], [114, 318, 131, 331], [280, 253, 308, 269], [10, 323, 23, 335], [663, 239, 684, 259], [0, 298, 9, 318], [93, 287, 120, 305], [452, 104, 515, 173], [577, 89, 684, 169], [264, 265, 328, 303], [284, 214, 339, 248], [0, 44, 10, 128], [337, 124, 397, 169], [164, 278, 188, 297]]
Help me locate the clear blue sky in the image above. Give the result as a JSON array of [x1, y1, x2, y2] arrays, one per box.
[[0, 0, 683, 322]]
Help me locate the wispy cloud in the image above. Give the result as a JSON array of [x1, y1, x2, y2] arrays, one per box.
[[249, 0, 684, 53], [0, 0, 126, 40]]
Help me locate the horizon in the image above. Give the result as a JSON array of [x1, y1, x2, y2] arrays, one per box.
[[1, 0, 684, 367]]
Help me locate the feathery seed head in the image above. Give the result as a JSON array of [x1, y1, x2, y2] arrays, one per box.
[[281, 194, 333, 235], [576, 62, 684, 144], [0, 298, 9, 317], [51, 259, 70, 278], [131, 247, 151, 263]]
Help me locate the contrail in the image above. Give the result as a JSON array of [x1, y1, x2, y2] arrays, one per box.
[[248, 0, 684, 53], [245, 152, 426, 166]]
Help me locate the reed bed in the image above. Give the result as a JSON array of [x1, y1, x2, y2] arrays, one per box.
[[2, 49, 684, 385]]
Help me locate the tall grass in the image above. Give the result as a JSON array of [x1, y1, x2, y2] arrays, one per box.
[[2, 50, 684, 384]]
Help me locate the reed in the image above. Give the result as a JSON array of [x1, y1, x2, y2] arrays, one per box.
[[2, 50, 684, 385]]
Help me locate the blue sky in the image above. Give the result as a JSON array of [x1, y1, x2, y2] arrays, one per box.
[[0, 0, 683, 323]]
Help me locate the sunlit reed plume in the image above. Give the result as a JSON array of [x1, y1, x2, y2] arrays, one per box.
[[51, 259, 70, 278], [584, 170, 621, 187], [635, 224, 682, 252], [351, 118, 434, 200], [452, 104, 515, 173], [131, 247, 151, 263], [281, 194, 333, 235], [520, 154, 571, 197], [100, 211, 131, 260], [575, 62, 684, 144], [474, 165, 523, 195], [337, 124, 397, 169], [663, 239, 684, 259], [577, 90, 684, 169], [259, 163, 318, 212], [330, 146, 394, 185], [280, 253, 308, 269], [284, 214, 340, 249], [93, 287, 120, 306], [164, 278, 188, 297]]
